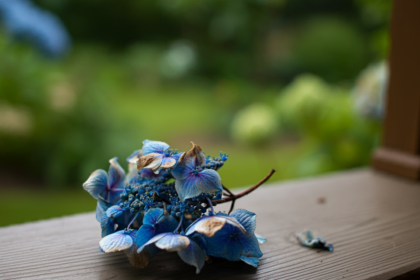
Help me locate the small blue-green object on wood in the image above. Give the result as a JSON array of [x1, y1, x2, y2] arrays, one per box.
[[296, 230, 334, 252]]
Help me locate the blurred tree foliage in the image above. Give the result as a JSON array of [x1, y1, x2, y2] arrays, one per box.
[[32, 0, 389, 83], [0, 0, 391, 187], [276, 74, 381, 176], [0, 37, 118, 186]]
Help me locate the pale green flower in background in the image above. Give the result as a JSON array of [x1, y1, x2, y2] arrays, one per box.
[[231, 103, 278, 146], [276, 74, 332, 133]]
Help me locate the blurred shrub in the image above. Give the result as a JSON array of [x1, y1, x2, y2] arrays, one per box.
[[160, 40, 196, 79], [354, 0, 391, 59], [231, 73, 381, 177], [276, 74, 331, 133], [279, 74, 380, 176], [31, 0, 387, 84], [0, 37, 111, 186], [293, 17, 369, 82], [230, 103, 278, 147]]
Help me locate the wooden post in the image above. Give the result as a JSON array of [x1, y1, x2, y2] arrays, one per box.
[[372, 0, 420, 180]]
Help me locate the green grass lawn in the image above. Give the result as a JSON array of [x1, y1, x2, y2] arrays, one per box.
[[0, 188, 96, 227]]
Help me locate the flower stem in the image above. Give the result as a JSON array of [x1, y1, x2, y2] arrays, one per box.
[[162, 201, 168, 215], [213, 169, 276, 205], [206, 197, 215, 214], [228, 199, 236, 215], [222, 184, 235, 214], [127, 211, 140, 230], [174, 214, 184, 233], [222, 184, 234, 197]]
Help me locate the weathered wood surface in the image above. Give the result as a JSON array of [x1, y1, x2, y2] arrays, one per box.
[[1, 169, 420, 280]]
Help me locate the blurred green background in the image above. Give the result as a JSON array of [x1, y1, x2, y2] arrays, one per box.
[[0, 0, 391, 226]]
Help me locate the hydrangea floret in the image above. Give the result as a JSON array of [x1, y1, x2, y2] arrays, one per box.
[[83, 140, 275, 274]]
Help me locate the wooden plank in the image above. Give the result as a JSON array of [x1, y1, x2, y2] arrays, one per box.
[[1, 169, 420, 280], [372, 0, 420, 180]]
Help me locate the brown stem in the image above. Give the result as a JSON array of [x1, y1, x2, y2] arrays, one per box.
[[213, 169, 276, 205], [228, 199, 236, 215], [223, 184, 236, 214], [222, 184, 235, 197]]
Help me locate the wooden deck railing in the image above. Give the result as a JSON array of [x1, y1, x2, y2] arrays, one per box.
[[1, 169, 420, 279]]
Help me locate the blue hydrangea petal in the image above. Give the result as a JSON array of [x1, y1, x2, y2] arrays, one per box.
[[127, 229, 138, 239], [137, 233, 168, 253], [95, 204, 103, 223], [108, 157, 126, 191], [255, 233, 267, 244], [178, 240, 206, 274], [142, 140, 170, 155], [135, 224, 157, 248], [225, 217, 247, 235], [108, 192, 123, 205], [172, 152, 185, 162], [126, 167, 138, 185], [172, 142, 205, 181], [156, 214, 179, 233], [83, 169, 108, 200], [175, 175, 202, 202], [106, 205, 125, 219], [99, 230, 133, 253], [189, 233, 208, 255], [155, 234, 190, 252], [185, 216, 223, 236], [100, 213, 115, 238], [139, 168, 153, 178], [186, 216, 246, 237], [183, 142, 206, 167], [205, 226, 243, 261], [176, 142, 205, 168], [240, 256, 259, 268], [113, 210, 134, 231], [195, 169, 223, 194], [127, 150, 142, 164], [143, 208, 164, 226], [96, 199, 112, 222], [240, 234, 263, 258], [171, 161, 193, 181], [161, 156, 177, 169], [230, 209, 257, 236], [137, 153, 163, 173], [137, 154, 177, 174], [215, 211, 229, 217]]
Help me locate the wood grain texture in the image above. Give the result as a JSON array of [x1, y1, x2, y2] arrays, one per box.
[[1, 169, 420, 280]]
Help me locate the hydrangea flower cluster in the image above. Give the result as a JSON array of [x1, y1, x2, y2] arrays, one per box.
[[83, 140, 273, 274]]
